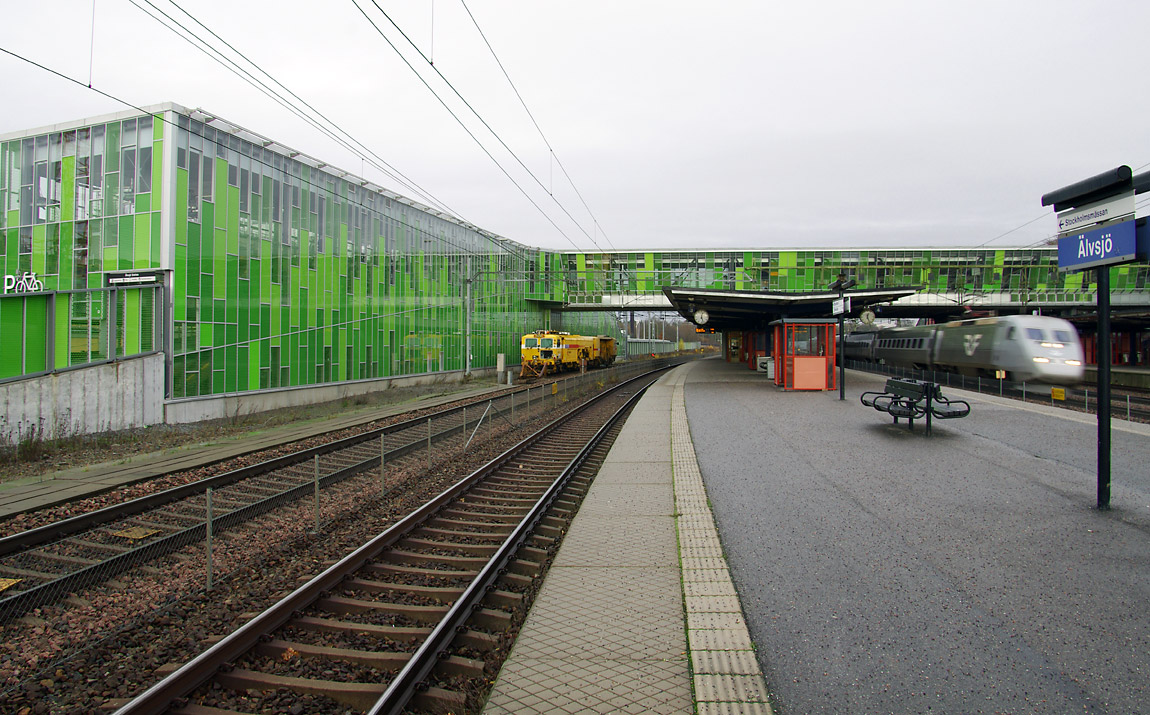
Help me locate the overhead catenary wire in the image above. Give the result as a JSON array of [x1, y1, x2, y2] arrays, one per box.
[[1015, 183, 1150, 250], [134, 0, 464, 222], [6, 0, 538, 266], [457, 0, 616, 252], [0, 44, 547, 270], [979, 158, 1150, 249], [150, 0, 604, 257], [153, 0, 544, 265], [357, 0, 607, 253]]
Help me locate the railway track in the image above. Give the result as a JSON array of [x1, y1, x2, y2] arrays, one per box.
[[111, 368, 664, 714], [0, 368, 629, 624]]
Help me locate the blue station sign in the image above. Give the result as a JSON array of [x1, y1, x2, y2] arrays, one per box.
[[1057, 219, 1137, 272]]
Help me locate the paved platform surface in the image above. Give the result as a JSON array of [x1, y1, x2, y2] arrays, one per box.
[[0, 382, 506, 520], [482, 364, 770, 714], [687, 358, 1150, 715]]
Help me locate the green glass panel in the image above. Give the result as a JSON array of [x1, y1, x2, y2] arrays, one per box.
[[54, 295, 69, 370], [0, 298, 24, 378], [134, 212, 150, 268], [62, 156, 75, 220], [23, 296, 48, 373], [118, 215, 134, 268], [32, 224, 45, 276]]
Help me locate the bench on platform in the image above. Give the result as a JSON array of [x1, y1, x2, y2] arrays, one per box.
[[860, 378, 970, 434]]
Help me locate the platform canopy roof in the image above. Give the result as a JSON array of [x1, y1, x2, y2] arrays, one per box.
[[662, 286, 920, 333]]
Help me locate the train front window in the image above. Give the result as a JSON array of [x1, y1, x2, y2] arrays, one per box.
[[1054, 330, 1073, 342], [524, 338, 538, 348], [541, 338, 554, 348], [1026, 328, 1045, 341]]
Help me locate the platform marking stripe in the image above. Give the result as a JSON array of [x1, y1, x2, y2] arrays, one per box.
[[670, 365, 774, 714]]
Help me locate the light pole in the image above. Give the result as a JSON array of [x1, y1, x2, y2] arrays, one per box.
[[829, 275, 856, 400]]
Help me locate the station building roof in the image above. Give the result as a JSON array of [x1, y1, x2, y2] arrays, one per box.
[[662, 286, 921, 333]]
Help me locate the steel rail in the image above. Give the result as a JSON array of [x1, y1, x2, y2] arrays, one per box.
[[111, 367, 666, 715], [0, 448, 383, 621], [0, 382, 559, 622], [368, 372, 655, 715], [0, 386, 529, 558]]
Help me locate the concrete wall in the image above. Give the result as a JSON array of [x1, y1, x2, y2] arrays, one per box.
[[0, 353, 165, 443], [0, 358, 502, 443]]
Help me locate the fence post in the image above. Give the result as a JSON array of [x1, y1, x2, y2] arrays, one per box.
[[380, 433, 386, 495], [205, 487, 214, 590], [314, 455, 320, 532], [427, 417, 432, 468]]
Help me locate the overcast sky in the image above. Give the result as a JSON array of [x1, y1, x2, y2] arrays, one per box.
[[2, 1, 1148, 253]]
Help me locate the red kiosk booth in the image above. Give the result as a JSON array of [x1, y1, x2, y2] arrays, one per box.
[[770, 319, 837, 390]]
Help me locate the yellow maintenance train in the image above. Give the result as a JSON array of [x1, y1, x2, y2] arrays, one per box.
[[520, 330, 617, 378]]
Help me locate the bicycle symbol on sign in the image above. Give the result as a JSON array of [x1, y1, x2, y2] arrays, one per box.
[[3, 272, 45, 293]]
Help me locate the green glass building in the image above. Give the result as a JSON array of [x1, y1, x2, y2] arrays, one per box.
[[0, 104, 613, 403]]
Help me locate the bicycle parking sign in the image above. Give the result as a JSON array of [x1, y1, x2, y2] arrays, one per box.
[[3, 272, 44, 294]]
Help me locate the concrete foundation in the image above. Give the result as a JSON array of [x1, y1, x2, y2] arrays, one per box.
[[0, 353, 165, 443], [0, 361, 504, 443]]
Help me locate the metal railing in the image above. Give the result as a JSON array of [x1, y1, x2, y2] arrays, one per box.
[[849, 359, 1150, 422]]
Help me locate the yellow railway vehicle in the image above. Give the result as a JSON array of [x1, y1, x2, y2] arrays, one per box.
[[520, 330, 617, 378]]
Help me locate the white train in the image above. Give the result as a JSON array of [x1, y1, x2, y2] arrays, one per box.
[[843, 315, 1085, 384]]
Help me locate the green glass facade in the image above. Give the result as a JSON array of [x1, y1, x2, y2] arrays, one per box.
[[0, 104, 612, 395], [2, 104, 1148, 399]]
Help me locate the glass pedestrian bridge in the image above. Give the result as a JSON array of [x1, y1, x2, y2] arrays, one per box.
[[554, 249, 1150, 313]]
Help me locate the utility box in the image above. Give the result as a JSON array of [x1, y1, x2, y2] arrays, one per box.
[[756, 356, 775, 378]]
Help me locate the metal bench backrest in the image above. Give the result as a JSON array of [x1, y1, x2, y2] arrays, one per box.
[[884, 379, 929, 401]]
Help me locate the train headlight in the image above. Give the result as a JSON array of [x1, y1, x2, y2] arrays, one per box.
[[1065, 359, 1082, 366], [1032, 357, 1051, 363], [1040, 342, 1065, 349]]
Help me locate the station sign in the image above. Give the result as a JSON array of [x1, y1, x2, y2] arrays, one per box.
[[832, 297, 850, 315], [106, 270, 165, 286], [1056, 190, 1135, 233], [1057, 218, 1137, 272]]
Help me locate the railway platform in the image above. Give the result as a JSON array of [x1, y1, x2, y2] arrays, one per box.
[[484, 357, 1150, 715]]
